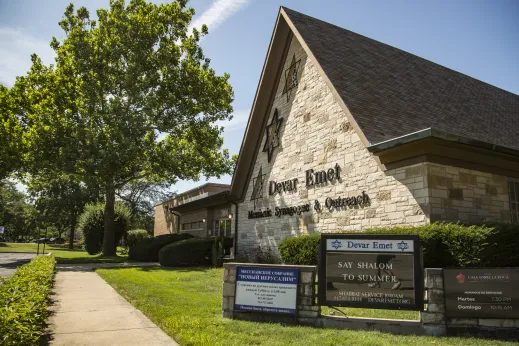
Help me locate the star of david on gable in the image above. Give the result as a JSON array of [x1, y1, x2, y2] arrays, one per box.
[[282, 54, 301, 102], [262, 109, 283, 163], [397, 241, 409, 252], [250, 166, 266, 209], [331, 239, 343, 250]]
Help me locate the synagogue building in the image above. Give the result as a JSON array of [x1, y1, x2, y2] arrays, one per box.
[[155, 7, 519, 258]]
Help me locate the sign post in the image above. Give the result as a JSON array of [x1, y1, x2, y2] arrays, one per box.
[[234, 266, 299, 314], [319, 234, 423, 311], [443, 268, 519, 318]]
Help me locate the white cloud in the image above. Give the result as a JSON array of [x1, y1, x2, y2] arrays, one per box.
[[0, 28, 56, 87], [217, 109, 250, 132], [189, 0, 250, 34]]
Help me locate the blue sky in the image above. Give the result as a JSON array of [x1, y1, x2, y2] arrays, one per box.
[[1, 0, 518, 195]]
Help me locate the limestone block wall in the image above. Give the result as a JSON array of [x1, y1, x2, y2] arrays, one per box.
[[236, 36, 430, 257], [425, 163, 511, 224]]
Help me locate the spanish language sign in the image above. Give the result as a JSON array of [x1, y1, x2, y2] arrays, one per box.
[[234, 266, 299, 314], [444, 268, 519, 318], [319, 234, 423, 310]]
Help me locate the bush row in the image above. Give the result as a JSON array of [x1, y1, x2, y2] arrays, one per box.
[[278, 223, 519, 268], [128, 233, 194, 262], [158, 236, 234, 267], [127, 229, 150, 249], [0, 255, 56, 346]]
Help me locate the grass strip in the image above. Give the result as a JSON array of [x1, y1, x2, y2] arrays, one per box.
[[97, 267, 517, 346]]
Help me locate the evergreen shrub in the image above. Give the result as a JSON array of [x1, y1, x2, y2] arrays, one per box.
[[158, 236, 233, 267], [78, 202, 131, 255], [278, 223, 519, 268], [128, 233, 194, 262]]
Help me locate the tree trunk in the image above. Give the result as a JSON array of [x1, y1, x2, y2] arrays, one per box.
[[69, 216, 76, 250], [102, 186, 116, 256]]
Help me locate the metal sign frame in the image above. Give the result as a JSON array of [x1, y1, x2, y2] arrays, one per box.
[[318, 233, 423, 311]]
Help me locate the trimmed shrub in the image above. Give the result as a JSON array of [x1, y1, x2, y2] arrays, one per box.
[[158, 237, 233, 267], [279, 233, 320, 265], [251, 246, 279, 264], [0, 255, 56, 346], [78, 202, 131, 255], [127, 229, 151, 249], [277, 223, 519, 268], [128, 233, 194, 262]]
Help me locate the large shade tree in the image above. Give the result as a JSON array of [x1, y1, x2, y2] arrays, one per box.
[[15, 0, 234, 255]]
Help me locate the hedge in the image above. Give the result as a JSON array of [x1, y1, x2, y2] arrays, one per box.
[[278, 223, 519, 268], [78, 202, 131, 255], [127, 229, 150, 249], [0, 255, 56, 346], [158, 237, 233, 267], [128, 233, 194, 262]]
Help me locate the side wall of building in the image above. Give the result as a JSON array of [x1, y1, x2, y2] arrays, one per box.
[[425, 163, 510, 223], [236, 36, 430, 258]]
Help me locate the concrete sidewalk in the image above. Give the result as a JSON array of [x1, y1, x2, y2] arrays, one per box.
[[47, 263, 178, 346]]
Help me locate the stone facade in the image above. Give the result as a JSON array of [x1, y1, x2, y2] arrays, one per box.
[[236, 36, 431, 257], [425, 163, 511, 224]]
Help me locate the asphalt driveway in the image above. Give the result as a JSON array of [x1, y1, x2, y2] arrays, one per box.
[[0, 253, 36, 278]]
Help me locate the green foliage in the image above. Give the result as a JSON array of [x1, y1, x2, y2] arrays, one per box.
[[251, 246, 279, 264], [0, 180, 38, 241], [78, 202, 131, 255], [128, 233, 194, 262], [14, 0, 235, 256], [278, 223, 519, 268], [211, 237, 225, 267], [127, 229, 151, 249], [279, 233, 321, 265], [0, 85, 23, 179], [158, 236, 233, 267], [0, 255, 56, 345]]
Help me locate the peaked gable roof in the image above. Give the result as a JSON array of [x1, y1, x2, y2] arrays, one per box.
[[230, 7, 519, 201], [283, 7, 519, 150]]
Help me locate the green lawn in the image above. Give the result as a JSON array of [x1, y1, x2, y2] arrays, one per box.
[[0, 242, 129, 264], [97, 267, 516, 346]]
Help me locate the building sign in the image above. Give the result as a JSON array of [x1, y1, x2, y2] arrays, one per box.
[[444, 268, 519, 319], [319, 234, 423, 311], [234, 266, 299, 314]]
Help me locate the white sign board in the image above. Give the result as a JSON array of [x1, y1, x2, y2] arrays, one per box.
[[326, 238, 414, 253], [0, 226, 4, 234], [234, 266, 299, 314]]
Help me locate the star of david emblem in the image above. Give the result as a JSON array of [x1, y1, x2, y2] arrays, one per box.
[[331, 239, 343, 250], [397, 241, 409, 252], [262, 109, 283, 163], [282, 54, 301, 102], [250, 166, 266, 209]]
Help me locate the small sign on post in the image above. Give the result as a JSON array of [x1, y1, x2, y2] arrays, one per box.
[[0, 226, 4, 234], [234, 266, 299, 314], [443, 268, 519, 318], [319, 234, 423, 310]]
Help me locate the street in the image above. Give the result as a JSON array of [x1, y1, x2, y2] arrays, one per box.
[[0, 252, 36, 278]]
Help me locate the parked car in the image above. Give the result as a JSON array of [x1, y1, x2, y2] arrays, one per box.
[[49, 237, 66, 244], [38, 238, 50, 244]]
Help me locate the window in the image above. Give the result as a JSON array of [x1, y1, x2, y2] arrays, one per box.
[[182, 221, 203, 231], [509, 180, 519, 223], [214, 219, 231, 237]]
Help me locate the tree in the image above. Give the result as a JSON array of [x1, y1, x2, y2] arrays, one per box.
[[27, 175, 99, 248], [117, 180, 174, 233], [0, 85, 24, 180], [16, 0, 234, 255], [0, 180, 37, 241]]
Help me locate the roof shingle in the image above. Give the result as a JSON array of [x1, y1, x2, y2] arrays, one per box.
[[283, 8, 519, 150]]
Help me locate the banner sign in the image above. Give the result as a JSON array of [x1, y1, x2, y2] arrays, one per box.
[[444, 268, 519, 318], [319, 234, 423, 310], [234, 266, 299, 314]]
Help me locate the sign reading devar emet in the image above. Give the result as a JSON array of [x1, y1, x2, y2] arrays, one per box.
[[319, 234, 423, 311]]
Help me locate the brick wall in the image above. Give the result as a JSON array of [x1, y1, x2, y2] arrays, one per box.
[[180, 209, 208, 238], [236, 36, 430, 258], [154, 204, 178, 236]]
